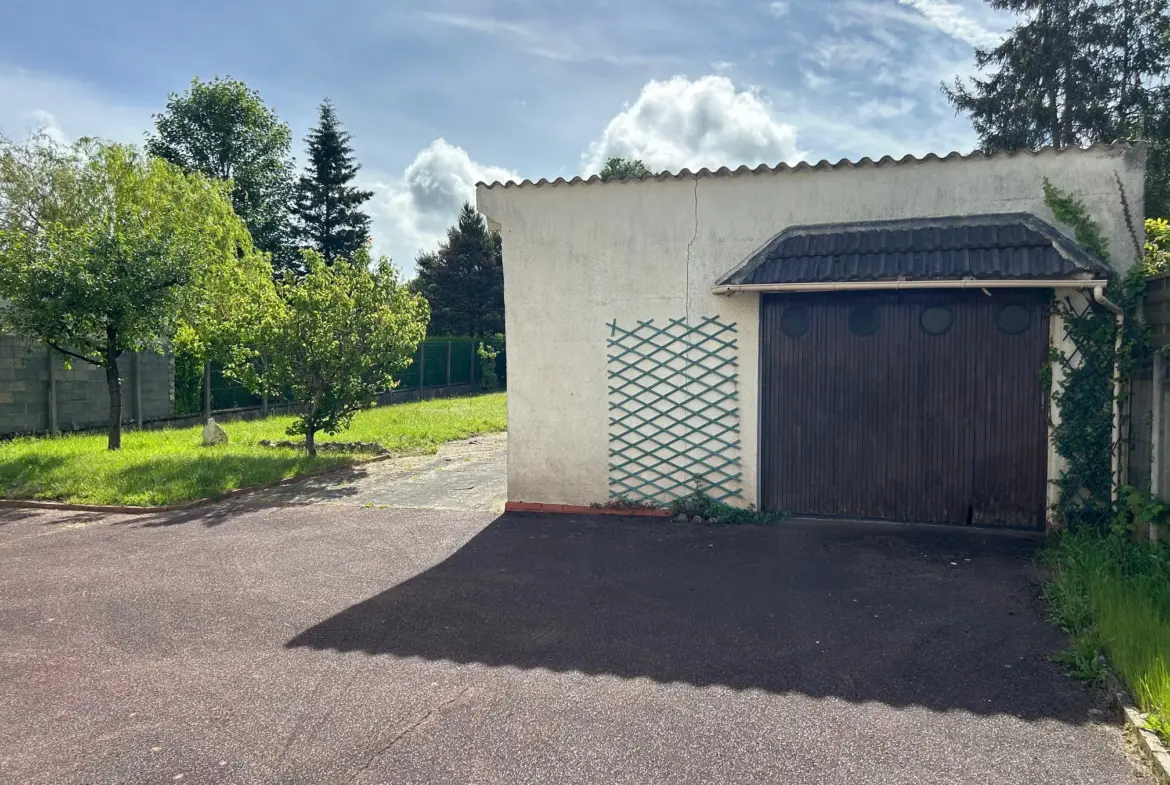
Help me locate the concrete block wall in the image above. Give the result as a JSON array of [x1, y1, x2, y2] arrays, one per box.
[[0, 335, 173, 437]]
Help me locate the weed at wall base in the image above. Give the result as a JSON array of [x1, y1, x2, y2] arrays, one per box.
[[1044, 530, 1170, 744]]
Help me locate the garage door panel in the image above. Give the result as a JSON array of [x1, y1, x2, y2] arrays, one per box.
[[761, 291, 1048, 529]]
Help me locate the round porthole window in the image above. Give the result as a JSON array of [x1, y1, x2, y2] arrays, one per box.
[[996, 304, 1031, 335], [849, 306, 880, 337], [780, 306, 809, 337], [920, 306, 954, 336]]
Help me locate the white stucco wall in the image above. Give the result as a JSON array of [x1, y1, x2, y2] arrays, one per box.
[[478, 145, 1145, 508]]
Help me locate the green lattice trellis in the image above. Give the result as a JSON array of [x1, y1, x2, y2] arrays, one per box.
[[607, 316, 741, 504]]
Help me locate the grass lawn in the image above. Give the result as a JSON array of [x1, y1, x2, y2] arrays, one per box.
[[1044, 531, 1170, 743], [0, 392, 506, 507]]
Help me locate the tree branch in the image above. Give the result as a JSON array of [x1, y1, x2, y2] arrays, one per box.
[[47, 342, 104, 367]]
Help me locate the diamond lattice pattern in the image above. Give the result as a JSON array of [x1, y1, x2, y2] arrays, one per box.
[[607, 316, 742, 504]]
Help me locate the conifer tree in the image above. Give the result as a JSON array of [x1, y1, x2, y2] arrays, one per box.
[[293, 100, 374, 264], [945, 0, 1170, 216], [413, 203, 504, 338]]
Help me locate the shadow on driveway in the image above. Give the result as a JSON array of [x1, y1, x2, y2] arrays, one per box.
[[287, 513, 1087, 724]]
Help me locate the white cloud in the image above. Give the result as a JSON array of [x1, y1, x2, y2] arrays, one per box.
[[768, 1, 790, 18], [420, 12, 670, 67], [0, 67, 149, 144], [583, 75, 802, 175], [368, 139, 518, 267], [896, 0, 1004, 49], [24, 110, 68, 145], [857, 97, 917, 121]]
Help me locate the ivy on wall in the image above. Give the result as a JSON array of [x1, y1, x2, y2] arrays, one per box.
[[1044, 178, 1148, 531]]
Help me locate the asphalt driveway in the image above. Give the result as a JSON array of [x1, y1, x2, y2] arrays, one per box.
[[0, 504, 1153, 784]]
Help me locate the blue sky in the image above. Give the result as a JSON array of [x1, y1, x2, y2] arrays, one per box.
[[0, 0, 1014, 272]]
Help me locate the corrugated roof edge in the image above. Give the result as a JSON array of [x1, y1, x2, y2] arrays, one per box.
[[476, 140, 1141, 190]]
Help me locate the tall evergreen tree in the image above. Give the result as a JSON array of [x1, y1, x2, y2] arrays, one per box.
[[147, 77, 296, 267], [413, 203, 504, 338], [293, 100, 374, 264], [944, 0, 1170, 216]]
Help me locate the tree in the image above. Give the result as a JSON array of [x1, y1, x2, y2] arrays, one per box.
[[945, 0, 1170, 215], [0, 135, 259, 450], [412, 202, 504, 339], [599, 157, 651, 181], [1143, 217, 1170, 274], [146, 77, 296, 267], [246, 250, 428, 457], [292, 100, 373, 264]]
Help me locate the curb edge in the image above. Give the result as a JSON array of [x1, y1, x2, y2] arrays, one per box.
[[1105, 668, 1170, 784]]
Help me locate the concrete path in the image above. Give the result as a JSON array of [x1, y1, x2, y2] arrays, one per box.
[[254, 432, 507, 511], [0, 504, 1154, 785]]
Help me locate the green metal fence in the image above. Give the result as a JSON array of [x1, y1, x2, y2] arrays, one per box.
[[397, 338, 480, 390], [175, 338, 501, 416]]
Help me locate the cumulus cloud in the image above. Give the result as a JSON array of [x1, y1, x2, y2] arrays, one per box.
[[768, 1, 790, 18], [368, 139, 518, 265], [582, 75, 802, 175], [24, 110, 68, 144]]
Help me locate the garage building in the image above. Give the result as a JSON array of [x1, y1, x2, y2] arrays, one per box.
[[476, 144, 1145, 529]]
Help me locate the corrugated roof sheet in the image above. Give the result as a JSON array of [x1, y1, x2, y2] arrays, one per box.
[[476, 141, 1138, 190], [716, 214, 1113, 286]]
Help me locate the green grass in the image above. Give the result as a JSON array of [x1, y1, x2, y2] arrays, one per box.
[[1044, 531, 1170, 742], [0, 392, 507, 507]]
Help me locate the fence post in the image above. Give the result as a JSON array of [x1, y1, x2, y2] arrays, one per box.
[[203, 360, 212, 423], [1154, 351, 1165, 544], [418, 343, 425, 396], [133, 353, 143, 428], [446, 341, 453, 387], [469, 338, 476, 387], [46, 347, 58, 435]]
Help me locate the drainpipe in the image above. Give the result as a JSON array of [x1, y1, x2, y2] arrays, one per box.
[[1091, 285, 1124, 504]]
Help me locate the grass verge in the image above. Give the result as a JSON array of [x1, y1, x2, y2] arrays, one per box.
[[1044, 530, 1170, 742], [0, 392, 506, 507]]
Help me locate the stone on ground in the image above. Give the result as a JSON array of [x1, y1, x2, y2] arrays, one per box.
[[202, 418, 229, 447]]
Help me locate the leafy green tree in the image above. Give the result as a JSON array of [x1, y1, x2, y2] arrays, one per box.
[[293, 100, 374, 264], [945, 0, 1170, 215], [1143, 217, 1170, 274], [412, 203, 504, 339], [245, 250, 428, 456], [146, 77, 296, 267], [0, 135, 259, 450], [599, 157, 651, 181]]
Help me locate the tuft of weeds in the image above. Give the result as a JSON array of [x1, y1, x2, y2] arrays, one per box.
[[594, 497, 662, 511], [1051, 632, 1104, 683], [669, 490, 790, 525], [1044, 530, 1170, 743]]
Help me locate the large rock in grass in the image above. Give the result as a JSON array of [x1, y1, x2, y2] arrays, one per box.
[[202, 418, 229, 447]]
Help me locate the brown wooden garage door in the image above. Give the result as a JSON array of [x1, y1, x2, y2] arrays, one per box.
[[760, 290, 1050, 528]]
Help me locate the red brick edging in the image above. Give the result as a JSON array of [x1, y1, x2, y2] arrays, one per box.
[[504, 501, 671, 517]]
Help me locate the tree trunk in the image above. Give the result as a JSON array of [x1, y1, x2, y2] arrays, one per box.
[[1057, 0, 1073, 147], [305, 427, 317, 458], [104, 329, 122, 451]]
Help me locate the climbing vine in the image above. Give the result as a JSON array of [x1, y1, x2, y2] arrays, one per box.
[[1044, 178, 1148, 532]]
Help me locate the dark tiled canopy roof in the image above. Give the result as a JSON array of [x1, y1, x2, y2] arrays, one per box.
[[716, 214, 1113, 286]]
